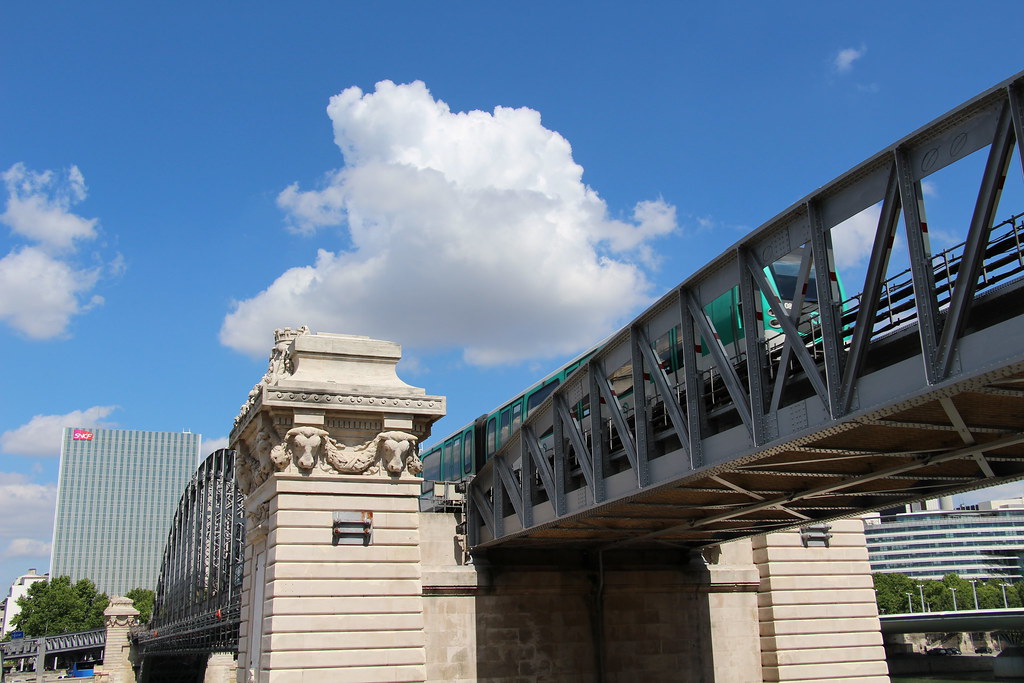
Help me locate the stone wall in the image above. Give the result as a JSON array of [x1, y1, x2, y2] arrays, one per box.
[[753, 519, 890, 683], [421, 514, 762, 683]]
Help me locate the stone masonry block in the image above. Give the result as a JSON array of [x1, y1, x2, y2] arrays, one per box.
[[758, 602, 878, 621], [759, 616, 882, 637], [761, 644, 888, 667], [265, 595, 423, 617], [757, 587, 876, 607], [266, 577, 423, 597], [267, 560, 422, 582], [266, 613, 425, 634]]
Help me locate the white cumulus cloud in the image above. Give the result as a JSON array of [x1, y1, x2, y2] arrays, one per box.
[[202, 436, 230, 460], [834, 45, 867, 73], [0, 406, 118, 457], [831, 204, 884, 270], [1, 163, 97, 251], [0, 247, 102, 338], [0, 478, 57, 538], [0, 163, 116, 339], [4, 538, 51, 559], [222, 80, 677, 365]]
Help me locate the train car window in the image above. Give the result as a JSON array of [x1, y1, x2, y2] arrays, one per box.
[[526, 379, 559, 415], [486, 417, 496, 456], [443, 438, 457, 480], [423, 446, 441, 481], [463, 428, 474, 475], [511, 401, 523, 432], [499, 408, 512, 444], [769, 257, 818, 302]]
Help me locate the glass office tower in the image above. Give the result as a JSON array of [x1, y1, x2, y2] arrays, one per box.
[[50, 428, 200, 595]]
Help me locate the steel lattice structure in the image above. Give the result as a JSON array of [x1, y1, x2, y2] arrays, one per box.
[[135, 448, 245, 656], [0, 629, 105, 661], [470, 71, 1024, 554]]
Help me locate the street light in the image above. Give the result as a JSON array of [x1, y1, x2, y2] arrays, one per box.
[[951, 587, 958, 611], [970, 579, 979, 610], [906, 591, 914, 613], [1001, 583, 1011, 609], [918, 584, 926, 612]]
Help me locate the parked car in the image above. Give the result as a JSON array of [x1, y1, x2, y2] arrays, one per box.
[[976, 646, 993, 654]]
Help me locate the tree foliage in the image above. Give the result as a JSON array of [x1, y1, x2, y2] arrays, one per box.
[[125, 587, 155, 625], [12, 576, 109, 636], [873, 572, 1023, 613]]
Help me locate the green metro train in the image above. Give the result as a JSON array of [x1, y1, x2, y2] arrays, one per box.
[[421, 254, 831, 486]]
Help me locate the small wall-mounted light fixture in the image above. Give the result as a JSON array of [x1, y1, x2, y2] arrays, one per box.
[[800, 523, 832, 548], [333, 511, 373, 546]]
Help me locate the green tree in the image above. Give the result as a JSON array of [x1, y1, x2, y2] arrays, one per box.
[[125, 587, 155, 625], [12, 576, 109, 636], [873, 573, 919, 614]]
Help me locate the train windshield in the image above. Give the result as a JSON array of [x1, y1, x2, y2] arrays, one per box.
[[769, 256, 818, 303]]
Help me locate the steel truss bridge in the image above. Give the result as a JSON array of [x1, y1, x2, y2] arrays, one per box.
[[0, 628, 105, 661], [469, 71, 1024, 556], [134, 448, 245, 659]]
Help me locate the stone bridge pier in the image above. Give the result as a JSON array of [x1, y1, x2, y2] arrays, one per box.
[[230, 329, 887, 682]]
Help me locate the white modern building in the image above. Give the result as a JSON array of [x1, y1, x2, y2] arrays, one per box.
[[863, 497, 1024, 580], [1, 568, 48, 636]]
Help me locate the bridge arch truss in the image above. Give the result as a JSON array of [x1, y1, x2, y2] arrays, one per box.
[[136, 448, 245, 656]]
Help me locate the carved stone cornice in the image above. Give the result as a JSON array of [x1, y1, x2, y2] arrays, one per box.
[[230, 329, 446, 496]]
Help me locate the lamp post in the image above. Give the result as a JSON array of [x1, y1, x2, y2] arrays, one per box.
[[951, 587, 958, 611], [1001, 583, 1010, 609], [906, 592, 914, 613], [970, 579, 979, 610], [918, 584, 926, 612]]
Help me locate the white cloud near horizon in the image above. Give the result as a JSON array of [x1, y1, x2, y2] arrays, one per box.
[[202, 436, 229, 459], [834, 45, 866, 73], [0, 406, 118, 457], [0, 163, 114, 339], [831, 204, 884, 271], [0, 478, 57, 554], [221, 80, 677, 365], [4, 538, 51, 560]]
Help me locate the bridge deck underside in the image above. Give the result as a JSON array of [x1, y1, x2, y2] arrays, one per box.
[[479, 366, 1024, 552]]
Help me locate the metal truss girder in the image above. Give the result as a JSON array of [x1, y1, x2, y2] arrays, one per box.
[[523, 424, 561, 516], [592, 357, 640, 478], [684, 287, 753, 434], [678, 290, 705, 468], [494, 452, 525, 527], [895, 146, 942, 384], [737, 248, 769, 441], [935, 102, 1016, 379], [634, 324, 690, 463], [744, 249, 829, 409], [555, 393, 597, 495], [839, 163, 902, 414], [466, 71, 1024, 553], [610, 433, 1024, 549], [629, 327, 652, 487], [470, 484, 496, 539], [807, 200, 844, 417], [587, 359, 607, 502]]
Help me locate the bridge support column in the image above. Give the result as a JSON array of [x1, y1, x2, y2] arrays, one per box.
[[419, 523, 763, 682], [100, 596, 140, 683], [753, 519, 889, 683], [230, 329, 445, 683], [204, 652, 238, 683]]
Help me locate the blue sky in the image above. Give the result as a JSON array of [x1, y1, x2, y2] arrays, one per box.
[[1, 2, 1023, 593]]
